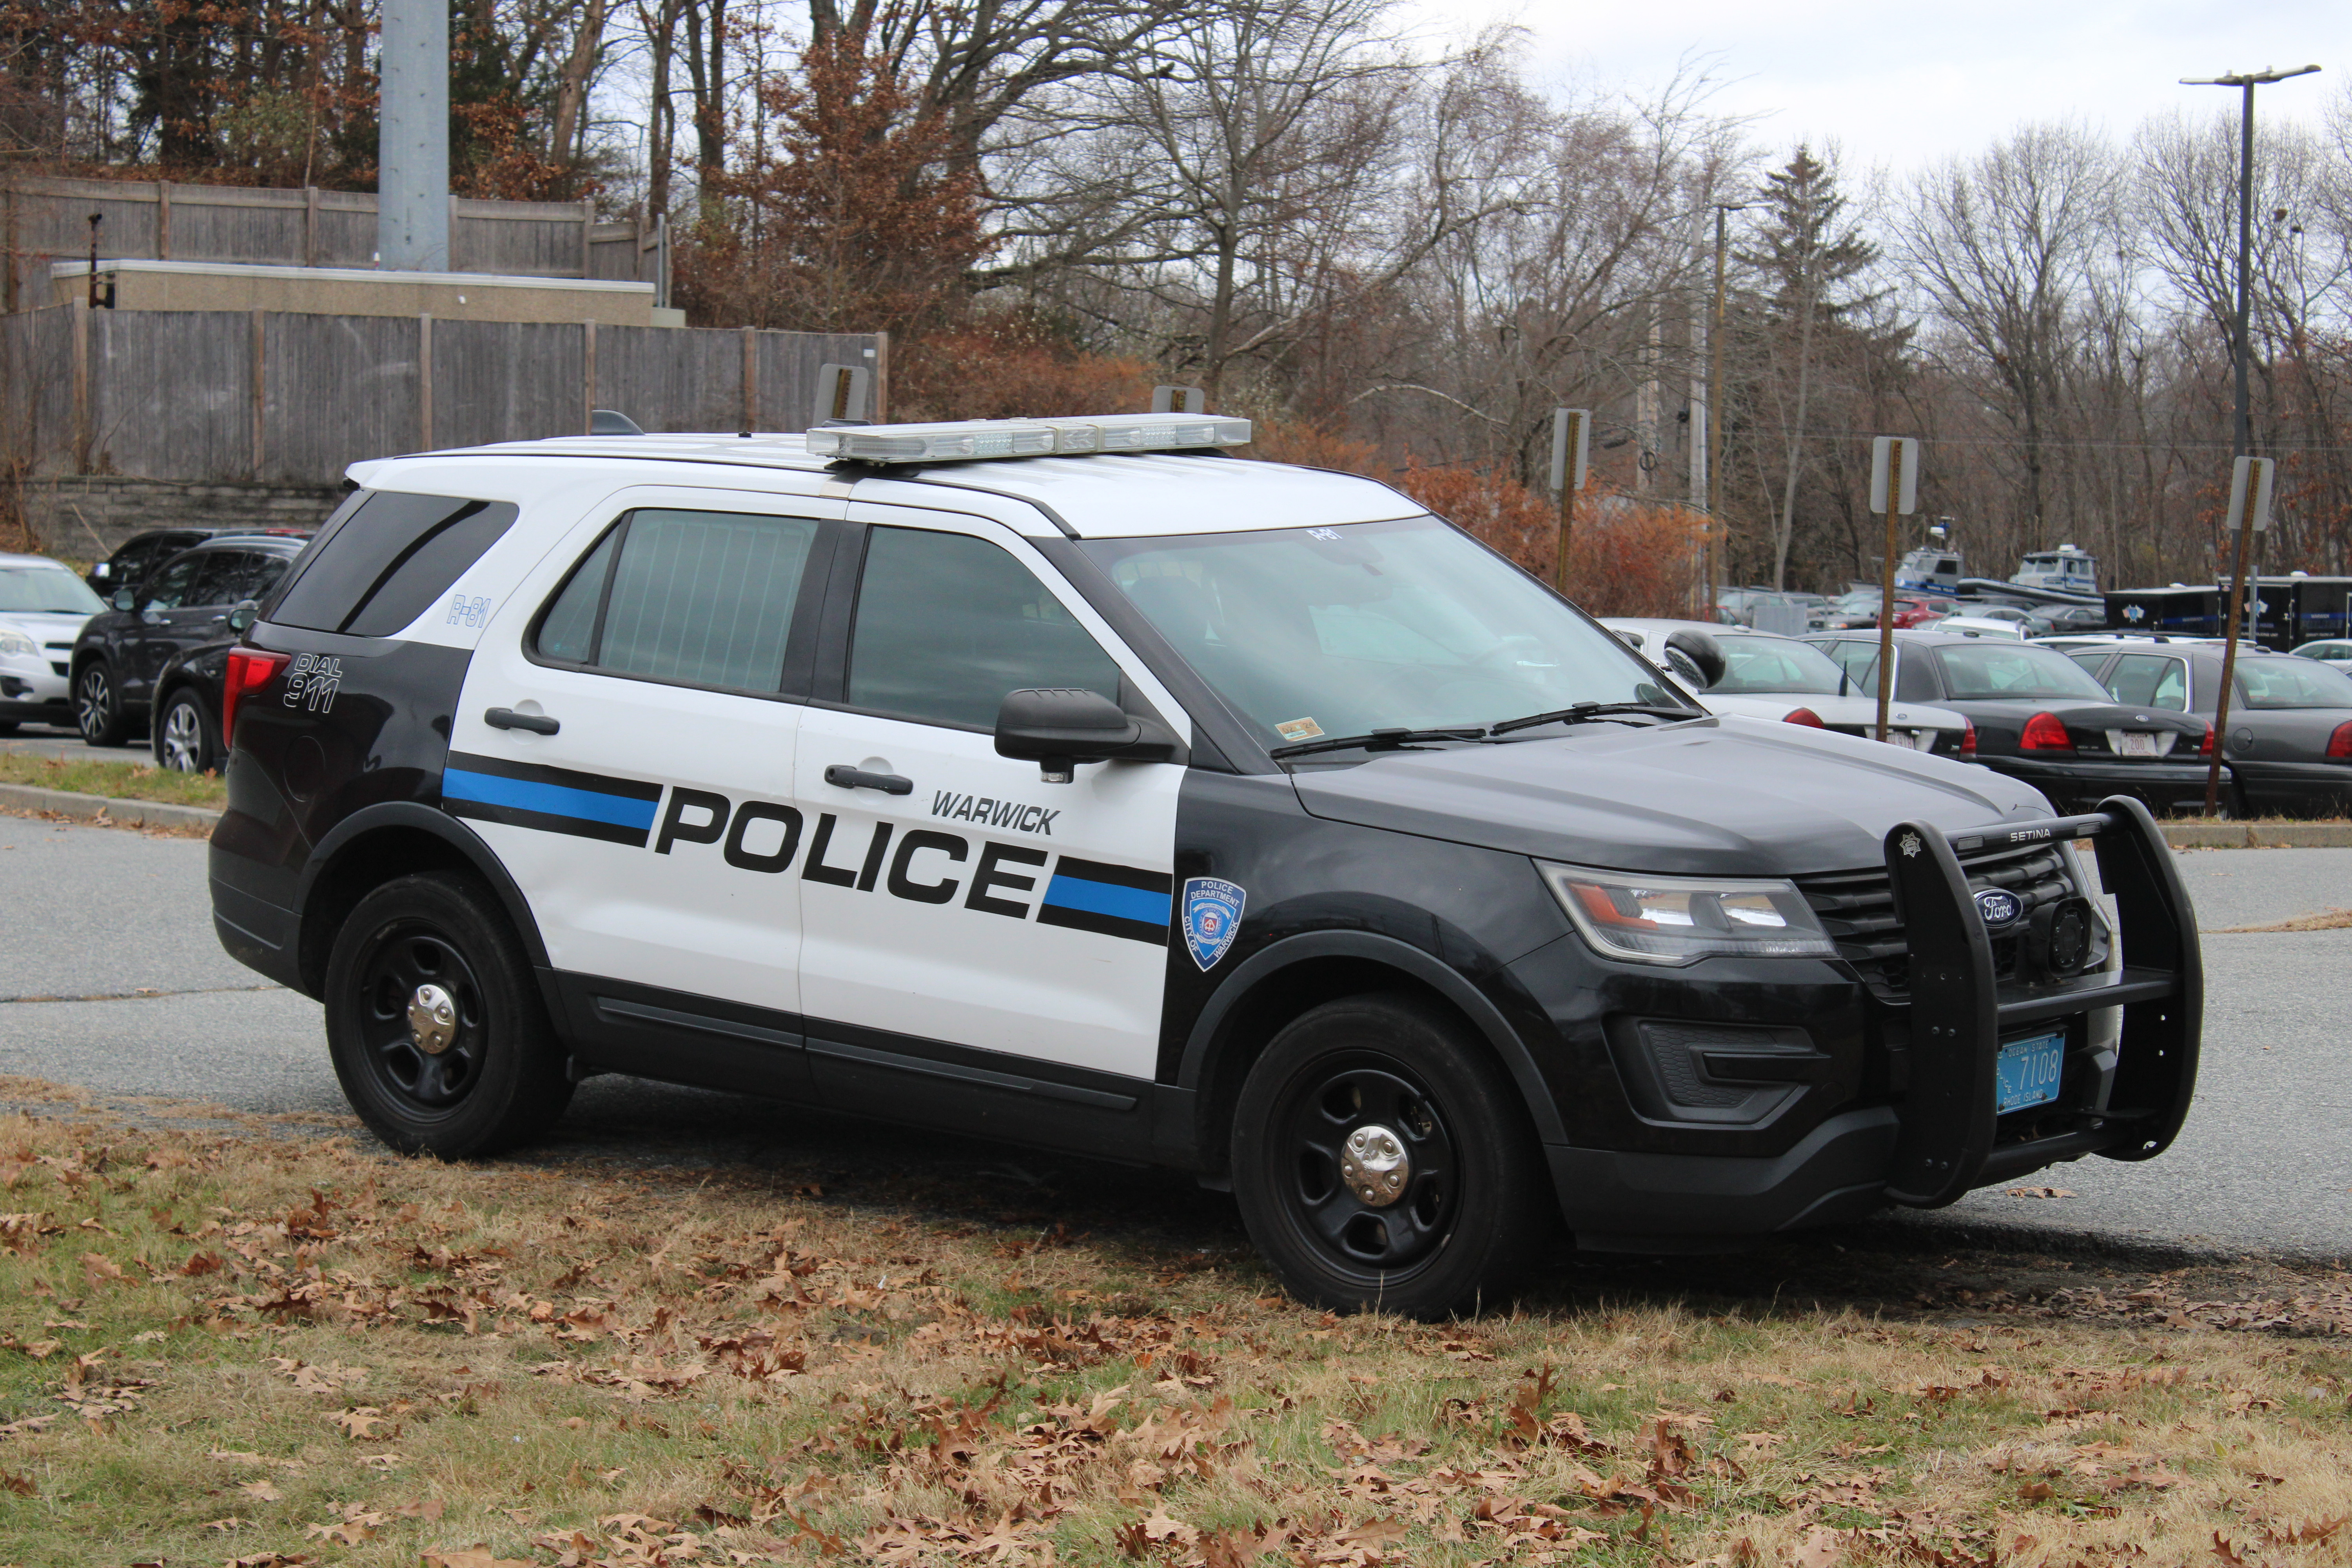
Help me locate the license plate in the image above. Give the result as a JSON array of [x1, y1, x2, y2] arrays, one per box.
[[2118, 731, 2159, 758], [1878, 730, 1917, 749], [1996, 1032, 2066, 1116]]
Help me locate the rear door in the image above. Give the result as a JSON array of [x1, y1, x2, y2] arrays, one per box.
[[448, 489, 842, 1092], [792, 506, 1188, 1100], [126, 552, 215, 699]]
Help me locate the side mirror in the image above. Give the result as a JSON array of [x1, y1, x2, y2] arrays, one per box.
[[111, 587, 135, 612], [994, 687, 1176, 783], [1662, 628, 1727, 690], [227, 598, 258, 633]]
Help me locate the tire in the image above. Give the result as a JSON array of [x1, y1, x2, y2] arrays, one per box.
[[74, 660, 131, 746], [1230, 993, 1550, 1319], [153, 688, 221, 773], [323, 871, 573, 1158]]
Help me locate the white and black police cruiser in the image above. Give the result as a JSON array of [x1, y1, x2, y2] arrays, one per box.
[[207, 413, 2201, 1316]]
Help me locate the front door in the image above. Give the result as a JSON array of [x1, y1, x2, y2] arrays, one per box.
[[448, 493, 841, 1088], [793, 509, 1187, 1091], [128, 552, 230, 699]]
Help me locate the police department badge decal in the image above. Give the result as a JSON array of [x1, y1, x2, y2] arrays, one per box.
[[1182, 877, 1247, 971]]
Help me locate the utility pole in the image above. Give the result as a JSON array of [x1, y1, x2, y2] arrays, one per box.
[[379, 0, 452, 272], [1704, 204, 1742, 617], [2180, 63, 2318, 817]]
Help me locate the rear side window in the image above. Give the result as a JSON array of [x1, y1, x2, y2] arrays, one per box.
[[271, 491, 518, 637], [531, 509, 820, 693]]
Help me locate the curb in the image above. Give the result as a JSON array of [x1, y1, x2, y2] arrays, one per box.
[[2164, 821, 2352, 850], [0, 781, 221, 831]]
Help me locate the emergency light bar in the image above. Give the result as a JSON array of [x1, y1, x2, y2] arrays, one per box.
[[804, 412, 1251, 464]]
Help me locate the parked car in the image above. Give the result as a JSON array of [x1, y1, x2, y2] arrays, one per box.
[[1604, 618, 1972, 754], [2064, 642, 2352, 817], [0, 553, 105, 733], [1818, 589, 1887, 630], [1935, 615, 2027, 640], [71, 533, 310, 763], [2028, 604, 2109, 636], [2291, 639, 2352, 666], [83, 526, 312, 597], [1806, 630, 2219, 813]]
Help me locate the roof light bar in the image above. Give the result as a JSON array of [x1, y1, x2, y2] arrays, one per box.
[[804, 412, 1250, 464]]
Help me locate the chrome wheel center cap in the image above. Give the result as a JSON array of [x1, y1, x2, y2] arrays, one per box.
[[1341, 1124, 1410, 1207], [408, 984, 459, 1055]]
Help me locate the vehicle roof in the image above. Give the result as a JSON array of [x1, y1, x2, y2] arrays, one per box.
[[0, 552, 74, 567], [1600, 617, 1773, 638], [350, 436, 1428, 540]]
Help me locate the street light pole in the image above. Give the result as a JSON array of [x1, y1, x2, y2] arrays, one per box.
[[1704, 203, 1742, 619], [2180, 63, 2319, 817]]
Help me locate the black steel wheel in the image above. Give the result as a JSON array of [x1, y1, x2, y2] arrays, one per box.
[[154, 689, 221, 773], [325, 872, 572, 1157], [74, 660, 131, 746], [1231, 994, 1549, 1318]]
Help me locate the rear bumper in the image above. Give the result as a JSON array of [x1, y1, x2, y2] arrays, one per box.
[[1984, 755, 2222, 808], [210, 875, 307, 993]]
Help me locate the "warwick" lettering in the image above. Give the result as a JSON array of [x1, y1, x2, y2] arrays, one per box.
[[931, 791, 1059, 837]]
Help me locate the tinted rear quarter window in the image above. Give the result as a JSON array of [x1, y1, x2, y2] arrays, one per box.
[[271, 491, 518, 637]]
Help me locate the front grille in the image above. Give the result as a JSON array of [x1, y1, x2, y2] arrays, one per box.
[[1797, 842, 2078, 998]]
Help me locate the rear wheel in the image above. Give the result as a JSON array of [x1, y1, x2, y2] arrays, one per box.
[[324, 872, 572, 1158], [153, 689, 221, 773], [1230, 994, 1549, 1318], [74, 661, 130, 746]]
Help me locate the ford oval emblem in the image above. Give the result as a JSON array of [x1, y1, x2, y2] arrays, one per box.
[[1975, 888, 2022, 929]]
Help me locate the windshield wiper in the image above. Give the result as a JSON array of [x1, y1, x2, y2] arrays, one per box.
[[1267, 726, 1488, 760], [1486, 702, 1703, 737]]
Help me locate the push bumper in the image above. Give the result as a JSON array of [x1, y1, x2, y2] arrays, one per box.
[[1548, 797, 2201, 1247]]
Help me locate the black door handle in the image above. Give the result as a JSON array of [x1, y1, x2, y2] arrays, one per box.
[[486, 706, 560, 735], [824, 763, 912, 795]]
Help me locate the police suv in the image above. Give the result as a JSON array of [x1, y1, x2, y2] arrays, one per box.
[[208, 414, 2202, 1317]]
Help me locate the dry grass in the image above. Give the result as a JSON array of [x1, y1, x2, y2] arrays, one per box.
[[0, 1093, 2348, 1568], [0, 752, 226, 809]]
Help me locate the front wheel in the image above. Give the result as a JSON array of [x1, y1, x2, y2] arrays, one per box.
[[324, 872, 572, 1158], [154, 689, 221, 773], [74, 661, 131, 746], [1230, 994, 1550, 1318]]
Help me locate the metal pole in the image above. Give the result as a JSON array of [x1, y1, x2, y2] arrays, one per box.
[[1875, 441, 1904, 743], [1706, 205, 1731, 617], [378, 0, 451, 272], [1553, 453, 1575, 595]]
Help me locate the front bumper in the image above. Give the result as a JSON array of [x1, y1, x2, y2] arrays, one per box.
[[1982, 754, 2222, 809], [0, 656, 69, 721], [1548, 798, 2201, 1247]]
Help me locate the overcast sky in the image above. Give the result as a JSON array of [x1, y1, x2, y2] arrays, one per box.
[[1408, 0, 2340, 178]]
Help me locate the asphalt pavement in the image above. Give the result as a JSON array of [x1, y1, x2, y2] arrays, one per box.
[[2, 722, 140, 760], [2, 817, 2346, 1264]]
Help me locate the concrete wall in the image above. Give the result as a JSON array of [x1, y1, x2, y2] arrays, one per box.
[[20, 476, 342, 559], [52, 260, 657, 327]]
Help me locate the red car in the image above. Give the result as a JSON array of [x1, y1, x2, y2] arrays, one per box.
[[1888, 597, 1949, 629]]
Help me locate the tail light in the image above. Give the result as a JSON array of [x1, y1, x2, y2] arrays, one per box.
[[2020, 711, 2074, 752], [221, 648, 290, 749], [2202, 722, 2217, 757], [1782, 707, 1826, 728], [1960, 719, 1977, 759], [2327, 720, 2352, 760]]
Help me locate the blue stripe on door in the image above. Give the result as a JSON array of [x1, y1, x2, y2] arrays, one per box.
[[1040, 873, 1172, 927], [443, 767, 661, 831]]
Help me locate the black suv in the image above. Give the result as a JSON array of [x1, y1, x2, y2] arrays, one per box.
[[73, 534, 311, 767]]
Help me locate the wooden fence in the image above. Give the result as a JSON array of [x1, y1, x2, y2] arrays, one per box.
[[0, 303, 882, 488], [2, 176, 663, 311]]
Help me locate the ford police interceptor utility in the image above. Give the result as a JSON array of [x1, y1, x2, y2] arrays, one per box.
[[207, 414, 2202, 1317]]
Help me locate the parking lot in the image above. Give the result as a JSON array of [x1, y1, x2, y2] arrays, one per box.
[[5, 809, 2345, 1265]]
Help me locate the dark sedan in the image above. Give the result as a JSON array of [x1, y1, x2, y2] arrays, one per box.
[[2065, 643, 2352, 818], [1806, 630, 2220, 813], [71, 534, 309, 767]]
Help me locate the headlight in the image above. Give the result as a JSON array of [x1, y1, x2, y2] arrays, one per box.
[[0, 628, 37, 657], [1539, 862, 1837, 965]]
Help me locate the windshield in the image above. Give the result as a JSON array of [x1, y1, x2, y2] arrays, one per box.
[[2237, 657, 2352, 710], [1077, 516, 1681, 747], [1710, 635, 1849, 696], [0, 565, 103, 615], [1932, 642, 2114, 701]]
